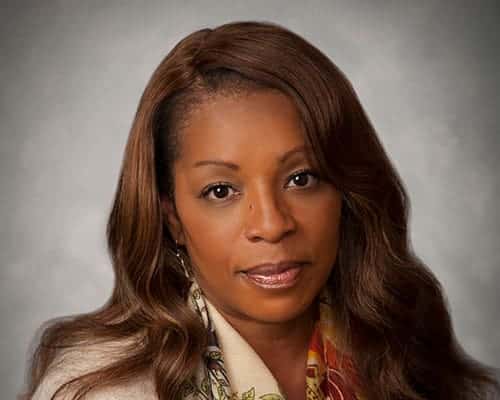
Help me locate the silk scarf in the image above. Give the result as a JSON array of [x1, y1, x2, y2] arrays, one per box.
[[181, 278, 363, 400]]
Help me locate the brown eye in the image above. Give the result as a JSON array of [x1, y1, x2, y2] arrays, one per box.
[[292, 173, 309, 186], [201, 183, 237, 201], [286, 169, 319, 189], [211, 185, 230, 199]]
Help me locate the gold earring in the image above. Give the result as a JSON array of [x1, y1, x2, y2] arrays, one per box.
[[175, 240, 192, 280]]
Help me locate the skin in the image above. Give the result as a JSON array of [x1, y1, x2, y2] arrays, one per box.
[[162, 90, 342, 399]]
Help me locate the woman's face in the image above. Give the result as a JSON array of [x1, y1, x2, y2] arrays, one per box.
[[162, 89, 342, 325]]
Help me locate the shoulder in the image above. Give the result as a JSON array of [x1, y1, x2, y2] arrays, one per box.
[[31, 340, 157, 400]]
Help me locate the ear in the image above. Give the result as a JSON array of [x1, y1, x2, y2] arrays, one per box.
[[161, 196, 186, 246]]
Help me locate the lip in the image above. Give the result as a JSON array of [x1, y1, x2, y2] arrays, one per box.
[[241, 261, 307, 275], [239, 261, 307, 290]]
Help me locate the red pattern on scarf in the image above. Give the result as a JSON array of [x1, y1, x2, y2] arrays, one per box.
[[307, 321, 361, 400]]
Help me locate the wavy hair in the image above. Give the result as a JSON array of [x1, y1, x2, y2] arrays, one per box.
[[21, 20, 499, 400]]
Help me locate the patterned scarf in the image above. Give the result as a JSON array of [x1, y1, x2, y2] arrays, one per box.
[[181, 278, 363, 400]]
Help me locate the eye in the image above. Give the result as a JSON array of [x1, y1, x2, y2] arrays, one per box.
[[200, 182, 238, 202], [285, 169, 320, 189]]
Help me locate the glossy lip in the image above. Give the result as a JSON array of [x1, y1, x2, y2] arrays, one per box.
[[238, 261, 308, 290], [241, 261, 308, 275]]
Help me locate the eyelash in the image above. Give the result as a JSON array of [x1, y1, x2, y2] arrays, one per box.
[[200, 168, 320, 202]]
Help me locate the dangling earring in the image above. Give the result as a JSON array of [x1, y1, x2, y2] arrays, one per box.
[[175, 240, 192, 280]]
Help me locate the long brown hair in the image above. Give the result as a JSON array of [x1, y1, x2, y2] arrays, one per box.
[[21, 20, 499, 400]]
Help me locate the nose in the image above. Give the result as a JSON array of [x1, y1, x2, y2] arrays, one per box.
[[243, 185, 296, 243]]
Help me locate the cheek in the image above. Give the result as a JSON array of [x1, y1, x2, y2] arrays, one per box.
[[294, 191, 342, 262], [179, 202, 242, 273]]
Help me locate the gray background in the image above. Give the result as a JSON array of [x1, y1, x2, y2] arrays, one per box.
[[1, 1, 499, 398]]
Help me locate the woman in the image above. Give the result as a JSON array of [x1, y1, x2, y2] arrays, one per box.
[[21, 20, 499, 400]]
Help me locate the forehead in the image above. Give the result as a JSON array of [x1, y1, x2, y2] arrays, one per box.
[[177, 90, 308, 164]]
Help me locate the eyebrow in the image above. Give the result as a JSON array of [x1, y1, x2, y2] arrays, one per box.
[[192, 145, 310, 170]]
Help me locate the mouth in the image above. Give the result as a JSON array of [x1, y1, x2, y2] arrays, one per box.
[[239, 261, 307, 289]]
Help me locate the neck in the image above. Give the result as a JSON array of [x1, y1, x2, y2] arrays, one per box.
[[215, 298, 319, 370]]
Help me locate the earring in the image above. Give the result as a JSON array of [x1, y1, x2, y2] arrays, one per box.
[[175, 240, 192, 280]]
